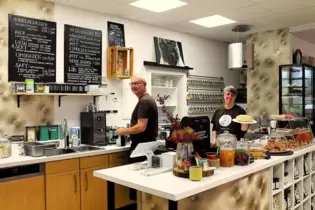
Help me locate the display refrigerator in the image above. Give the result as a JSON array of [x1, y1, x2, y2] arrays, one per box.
[[279, 64, 314, 131]]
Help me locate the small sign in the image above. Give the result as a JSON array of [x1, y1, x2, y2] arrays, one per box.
[[107, 21, 125, 47]]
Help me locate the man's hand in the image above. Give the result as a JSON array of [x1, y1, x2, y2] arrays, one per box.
[[116, 128, 125, 136]]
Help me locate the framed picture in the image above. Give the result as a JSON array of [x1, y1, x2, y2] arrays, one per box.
[[154, 37, 185, 66]]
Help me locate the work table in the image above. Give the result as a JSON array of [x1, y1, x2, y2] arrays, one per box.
[[0, 144, 130, 169], [94, 145, 315, 210]]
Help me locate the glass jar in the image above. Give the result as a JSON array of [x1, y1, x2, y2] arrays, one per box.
[[249, 140, 264, 159], [0, 135, 11, 159], [10, 135, 24, 157], [217, 132, 236, 167], [235, 139, 250, 166]]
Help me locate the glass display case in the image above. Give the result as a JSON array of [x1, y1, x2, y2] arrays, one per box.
[[279, 64, 314, 131]]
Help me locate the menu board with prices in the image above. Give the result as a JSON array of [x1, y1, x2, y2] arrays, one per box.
[[8, 14, 57, 82], [64, 25, 102, 84], [107, 21, 125, 47]]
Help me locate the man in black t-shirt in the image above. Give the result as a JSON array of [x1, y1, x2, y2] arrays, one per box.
[[116, 75, 158, 154], [211, 86, 248, 145]]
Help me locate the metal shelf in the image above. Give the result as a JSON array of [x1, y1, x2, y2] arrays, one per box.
[[11, 93, 103, 108]]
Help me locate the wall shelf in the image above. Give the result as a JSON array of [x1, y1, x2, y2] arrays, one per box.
[[144, 61, 193, 70], [11, 93, 103, 108]]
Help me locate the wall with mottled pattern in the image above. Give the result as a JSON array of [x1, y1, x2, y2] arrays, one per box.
[[247, 28, 291, 117], [0, 0, 54, 135]]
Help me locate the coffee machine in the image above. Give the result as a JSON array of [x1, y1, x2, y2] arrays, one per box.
[[80, 111, 106, 146]]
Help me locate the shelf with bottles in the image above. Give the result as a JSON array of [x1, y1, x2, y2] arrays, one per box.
[[285, 186, 294, 210], [303, 176, 311, 201], [294, 181, 303, 208], [294, 157, 304, 182], [273, 164, 284, 195], [284, 160, 294, 189], [273, 193, 282, 210]]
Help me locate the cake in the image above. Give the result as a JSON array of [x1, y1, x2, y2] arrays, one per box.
[[236, 115, 254, 122]]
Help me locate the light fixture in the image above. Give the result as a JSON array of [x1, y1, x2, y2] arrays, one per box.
[[190, 15, 236, 28], [130, 0, 187, 13]]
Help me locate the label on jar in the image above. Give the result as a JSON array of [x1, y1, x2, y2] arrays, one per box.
[[276, 181, 280, 189]]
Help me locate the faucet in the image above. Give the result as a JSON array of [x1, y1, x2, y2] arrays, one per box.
[[61, 119, 69, 149]]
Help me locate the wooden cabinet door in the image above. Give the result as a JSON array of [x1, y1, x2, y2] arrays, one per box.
[[0, 176, 45, 210], [46, 170, 80, 210], [80, 166, 108, 210]]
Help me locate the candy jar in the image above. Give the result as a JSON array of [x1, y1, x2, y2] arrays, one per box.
[[235, 138, 250, 166]]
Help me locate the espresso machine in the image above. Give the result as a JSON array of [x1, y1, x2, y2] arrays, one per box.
[[80, 111, 106, 146]]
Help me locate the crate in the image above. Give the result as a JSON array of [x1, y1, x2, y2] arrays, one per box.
[[107, 46, 134, 79]]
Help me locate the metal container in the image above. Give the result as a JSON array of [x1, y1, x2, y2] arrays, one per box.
[[24, 142, 56, 157]]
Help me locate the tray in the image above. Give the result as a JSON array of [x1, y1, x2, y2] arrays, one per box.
[[268, 150, 294, 156]]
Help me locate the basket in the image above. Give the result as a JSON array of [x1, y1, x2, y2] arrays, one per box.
[[207, 158, 220, 169]]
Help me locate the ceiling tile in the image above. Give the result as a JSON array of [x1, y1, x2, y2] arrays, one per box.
[[255, 0, 315, 13], [138, 5, 216, 25], [221, 4, 273, 21], [182, 0, 255, 11]]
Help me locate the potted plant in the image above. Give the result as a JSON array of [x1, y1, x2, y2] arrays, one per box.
[[157, 94, 202, 170]]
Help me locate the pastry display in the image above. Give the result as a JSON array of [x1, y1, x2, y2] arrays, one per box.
[[270, 114, 294, 120], [236, 115, 254, 122]]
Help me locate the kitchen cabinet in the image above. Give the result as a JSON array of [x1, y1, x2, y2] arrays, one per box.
[[46, 170, 81, 210], [0, 176, 45, 210], [80, 166, 108, 210]]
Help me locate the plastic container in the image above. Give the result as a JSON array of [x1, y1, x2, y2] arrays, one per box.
[[235, 139, 250, 166], [10, 135, 24, 157], [0, 135, 11, 159]]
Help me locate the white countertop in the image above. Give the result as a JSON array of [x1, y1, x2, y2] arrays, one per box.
[[94, 145, 315, 201], [0, 145, 130, 169]]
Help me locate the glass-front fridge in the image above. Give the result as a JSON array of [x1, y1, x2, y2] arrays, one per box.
[[279, 64, 314, 131]]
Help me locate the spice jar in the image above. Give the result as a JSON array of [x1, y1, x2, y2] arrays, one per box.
[[217, 131, 236, 167], [273, 177, 280, 190], [235, 138, 250, 166], [0, 134, 11, 159]]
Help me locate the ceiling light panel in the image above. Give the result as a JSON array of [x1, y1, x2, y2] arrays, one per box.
[[190, 15, 236, 28], [130, 0, 188, 13]]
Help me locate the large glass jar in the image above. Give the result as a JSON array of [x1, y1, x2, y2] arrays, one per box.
[[235, 139, 250, 166], [217, 132, 236, 167], [0, 135, 11, 159]]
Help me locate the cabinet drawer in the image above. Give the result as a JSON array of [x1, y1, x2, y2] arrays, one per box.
[[109, 151, 130, 165], [80, 155, 109, 169], [46, 159, 79, 175]]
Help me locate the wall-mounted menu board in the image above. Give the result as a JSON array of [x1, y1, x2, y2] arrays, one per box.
[[8, 14, 56, 82], [64, 25, 102, 84], [107, 21, 125, 47]]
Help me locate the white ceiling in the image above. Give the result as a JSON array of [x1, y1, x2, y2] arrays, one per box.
[[47, 0, 315, 42]]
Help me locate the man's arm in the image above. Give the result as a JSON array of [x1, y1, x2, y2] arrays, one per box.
[[116, 118, 148, 135]]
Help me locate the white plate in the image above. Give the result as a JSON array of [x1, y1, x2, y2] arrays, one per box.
[[232, 119, 257, 124]]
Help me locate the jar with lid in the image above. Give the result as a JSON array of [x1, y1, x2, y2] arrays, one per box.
[[217, 131, 236, 167], [0, 134, 11, 159], [235, 138, 250, 166], [10, 135, 25, 157]]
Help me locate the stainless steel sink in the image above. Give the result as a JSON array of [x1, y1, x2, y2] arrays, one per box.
[[44, 148, 77, 156], [72, 146, 103, 152]]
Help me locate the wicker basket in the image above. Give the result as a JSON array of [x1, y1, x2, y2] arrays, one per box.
[[207, 158, 220, 169]]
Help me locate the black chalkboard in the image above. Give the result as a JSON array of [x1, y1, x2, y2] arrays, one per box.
[[8, 14, 56, 82], [64, 25, 102, 84], [107, 21, 125, 47]]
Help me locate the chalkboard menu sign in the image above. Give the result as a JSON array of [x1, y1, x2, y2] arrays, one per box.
[[8, 14, 56, 82], [107, 21, 125, 47], [64, 25, 102, 84]]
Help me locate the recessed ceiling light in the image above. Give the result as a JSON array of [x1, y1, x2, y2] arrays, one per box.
[[130, 0, 187, 13], [190, 15, 236, 28]]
